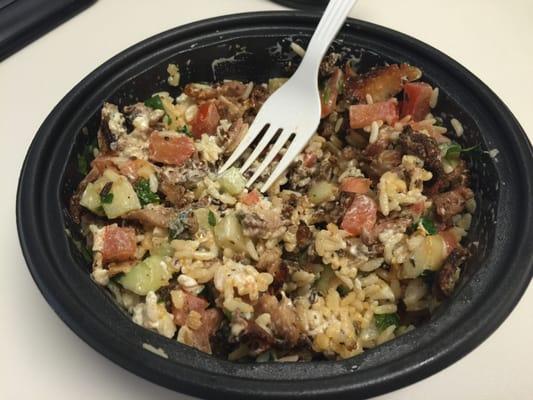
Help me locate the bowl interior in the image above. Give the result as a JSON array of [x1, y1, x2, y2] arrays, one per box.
[[19, 13, 532, 399]]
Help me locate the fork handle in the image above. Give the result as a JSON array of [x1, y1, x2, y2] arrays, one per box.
[[297, 0, 357, 77]]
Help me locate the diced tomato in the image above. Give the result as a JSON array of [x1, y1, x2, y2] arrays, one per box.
[[321, 68, 343, 118], [186, 308, 223, 353], [303, 153, 317, 168], [148, 132, 195, 166], [240, 190, 260, 206], [340, 177, 371, 194], [341, 194, 377, 236], [101, 225, 137, 263], [440, 229, 459, 255], [172, 292, 209, 326], [349, 99, 399, 129], [191, 102, 220, 138], [401, 82, 433, 121]]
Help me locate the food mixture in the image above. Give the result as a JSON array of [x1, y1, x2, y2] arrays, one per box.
[[70, 54, 476, 361]]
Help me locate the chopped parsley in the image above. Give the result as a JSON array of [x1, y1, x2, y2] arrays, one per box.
[[99, 182, 114, 204], [77, 138, 97, 175], [178, 124, 191, 136], [420, 217, 437, 235], [208, 210, 217, 227], [441, 142, 480, 162], [374, 313, 400, 332], [77, 154, 89, 175], [134, 179, 160, 206], [144, 95, 164, 110]]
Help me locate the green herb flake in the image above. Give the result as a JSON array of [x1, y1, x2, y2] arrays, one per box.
[[420, 217, 437, 235], [100, 192, 113, 204], [144, 95, 164, 110], [77, 153, 89, 175], [442, 142, 481, 162], [462, 144, 480, 153], [99, 182, 114, 204], [178, 124, 191, 136], [208, 210, 217, 227], [77, 138, 97, 175], [134, 179, 160, 206], [374, 313, 400, 332], [445, 143, 462, 161]]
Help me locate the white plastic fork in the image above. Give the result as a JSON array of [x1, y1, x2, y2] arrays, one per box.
[[218, 0, 358, 192]]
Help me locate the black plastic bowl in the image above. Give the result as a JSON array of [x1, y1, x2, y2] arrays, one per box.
[[17, 11, 533, 400]]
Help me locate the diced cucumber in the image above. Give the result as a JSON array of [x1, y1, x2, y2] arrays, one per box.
[[118, 255, 172, 295], [214, 213, 248, 252], [218, 167, 246, 196], [308, 181, 336, 204]]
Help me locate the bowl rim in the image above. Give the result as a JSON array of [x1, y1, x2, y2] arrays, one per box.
[[16, 11, 533, 400]]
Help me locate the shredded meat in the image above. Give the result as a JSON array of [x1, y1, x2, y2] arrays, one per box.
[[123, 102, 164, 131], [255, 247, 287, 296], [397, 129, 443, 177], [344, 63, 421, 103], [426, 160, 470, 195], [326, 192, 354, 225], [361, 217, 411, 245], [159, 179, 193, 208], [214, 95, 245, 122], [296, 222, 313, 250], [249, 84, 269, 113], [360, 149, 402, 181], [96, 103, 125, 153], [184, 80, 248, 100], [240, 213, 269, 239], [255, 294, 301, 346], [438, 247, 468, 296], [240, 320, 275, 355], [319, 52, 341, 77], [432, 186, 474, 222], [122, 205, 178, 228], [224, 118, 248, 154], [239, 210, 283, 239]]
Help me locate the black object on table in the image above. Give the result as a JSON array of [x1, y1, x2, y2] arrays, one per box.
[[271, 0, 327, 11], [0, 0, 96, 61]]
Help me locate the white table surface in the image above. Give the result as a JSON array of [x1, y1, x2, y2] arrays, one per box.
[[1, 0, 532, 398]]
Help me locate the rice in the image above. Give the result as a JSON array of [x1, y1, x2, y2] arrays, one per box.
[[72, 57, 475, 362], [429, 87, 439, 108], [290, 42, 306, 57], [369, 121, 379, 144], [451, 118, 464, 137]]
